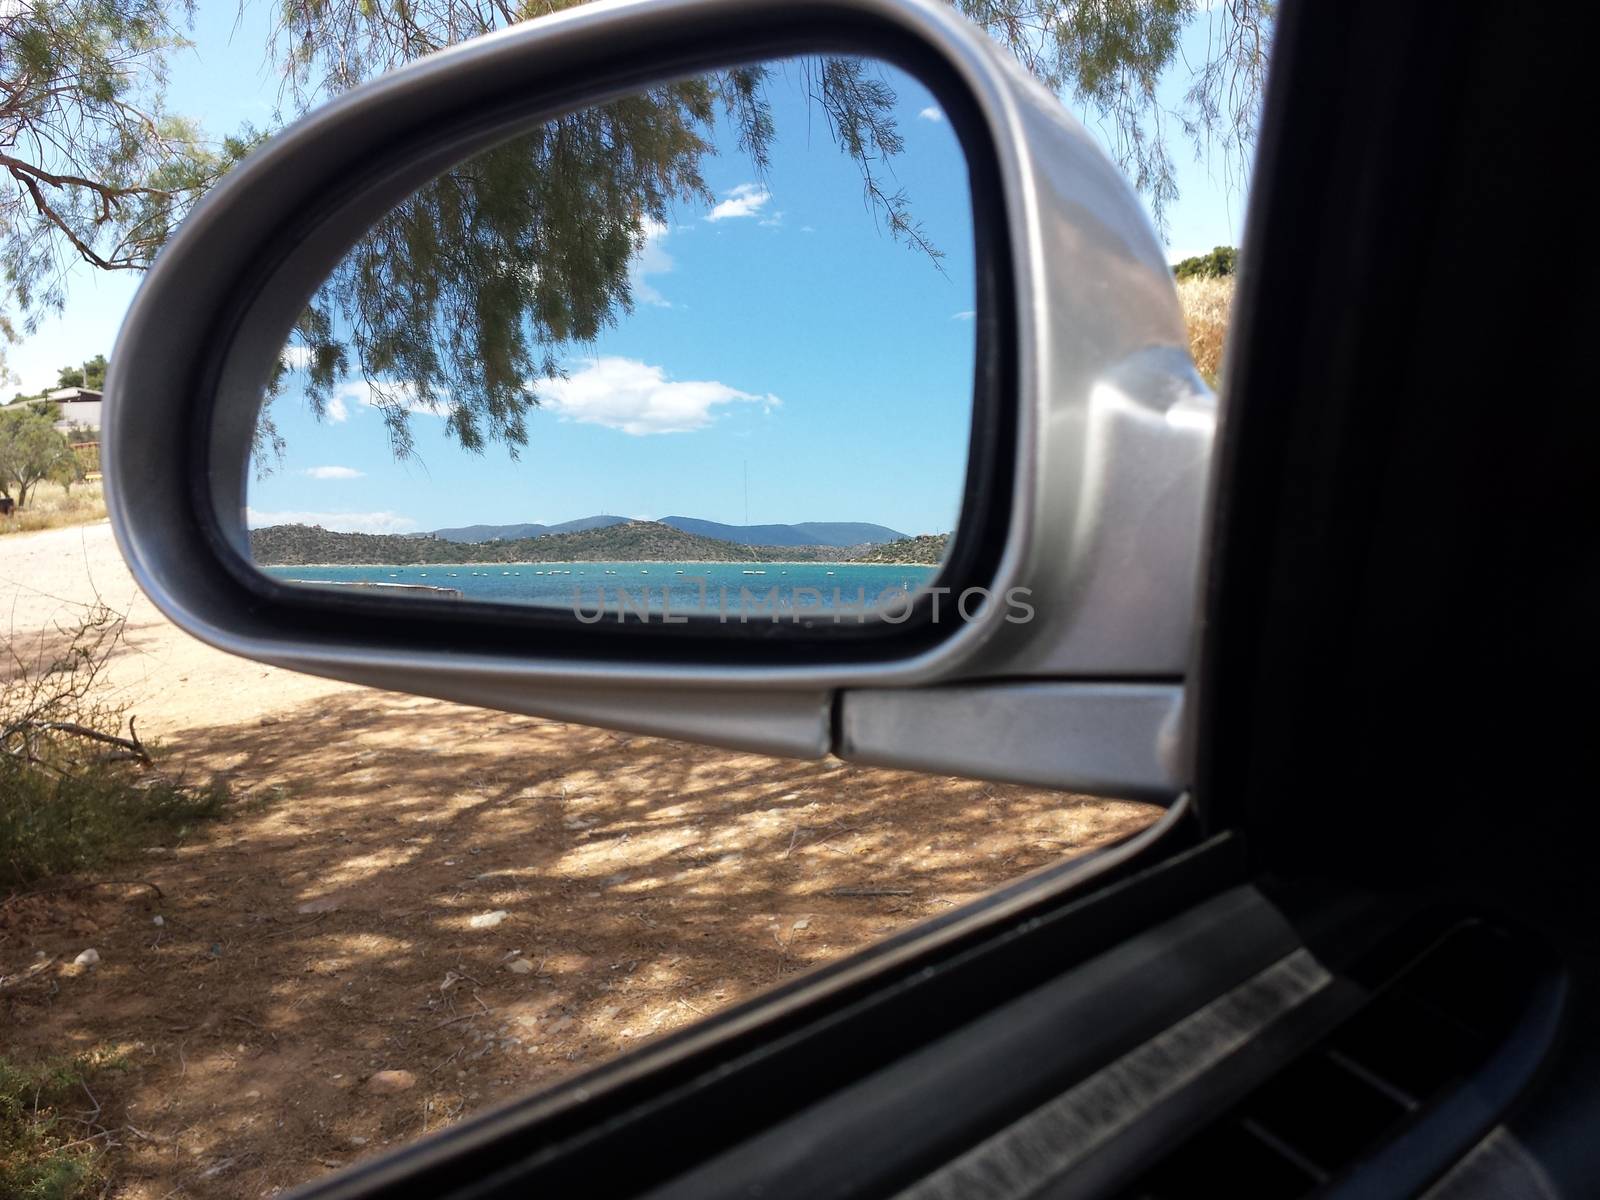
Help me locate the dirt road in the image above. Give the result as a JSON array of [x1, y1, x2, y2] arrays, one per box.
[[1, 522, 1159, 1198]]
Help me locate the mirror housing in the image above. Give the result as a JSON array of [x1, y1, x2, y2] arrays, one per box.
[[105, 0, 1212, 799]]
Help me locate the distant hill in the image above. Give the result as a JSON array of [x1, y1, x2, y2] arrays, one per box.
[[848, 534, 949, 566], [789, 521, 909, 547], [428, 522, 548, 542], [430, 515, 629, 543], [427, 515, 907, 547], [249, 520, 938, 567], [656, 517, 907, 547], [255, 522, 739, 565], [548, 515, 635, 535]]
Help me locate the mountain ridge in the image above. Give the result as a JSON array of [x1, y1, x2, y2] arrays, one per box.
[[252, 520, 949, 567], [428, 515, 908, 547]]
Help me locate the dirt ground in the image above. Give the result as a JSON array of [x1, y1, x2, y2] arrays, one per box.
[[1, 522, 1160, 1198]]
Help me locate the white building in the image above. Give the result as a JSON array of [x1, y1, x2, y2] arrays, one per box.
[[43, 387, 103, 434]]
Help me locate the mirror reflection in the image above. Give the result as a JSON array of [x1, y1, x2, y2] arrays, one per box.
[[246, 55, 976, 621]]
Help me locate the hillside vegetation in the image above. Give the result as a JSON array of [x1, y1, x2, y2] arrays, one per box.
[[848, 534, 949, 566], [248, 520, 941, 567], [431, 516, 908, 547]]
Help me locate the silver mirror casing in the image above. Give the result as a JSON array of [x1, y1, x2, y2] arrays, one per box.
[[104, 0, 1213, 799]]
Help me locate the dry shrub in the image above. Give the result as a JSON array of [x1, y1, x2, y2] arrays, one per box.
[[1177, 274, 1235, 388], [0, 1051, 126, 1200], [1, 605, 225, 887], [0, 481, 106, 536]]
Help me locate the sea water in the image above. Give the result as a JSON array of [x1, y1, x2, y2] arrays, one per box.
[[259, 561, 937, 615]]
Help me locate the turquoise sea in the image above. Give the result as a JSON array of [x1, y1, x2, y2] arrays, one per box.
[[260, 561, 937, 615]]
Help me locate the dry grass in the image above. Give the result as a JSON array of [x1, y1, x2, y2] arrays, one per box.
[[1177, 274, 1235, 388], [0, 480, 106, 536], [2, 602, 230, 887]]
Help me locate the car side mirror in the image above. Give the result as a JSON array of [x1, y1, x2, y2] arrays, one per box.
[[104, 0, 1213, 803]]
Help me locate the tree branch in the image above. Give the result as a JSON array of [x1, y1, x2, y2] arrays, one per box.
[[1, 718, 151, 766], [6, 165, 145, 271], [0, 151, 172, 202]]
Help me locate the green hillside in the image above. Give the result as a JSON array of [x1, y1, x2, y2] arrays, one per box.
[[847, 534, 949, 566], [248, 520, 941, 566]]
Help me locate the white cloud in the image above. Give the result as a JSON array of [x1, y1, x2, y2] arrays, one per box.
[[800, 225, 816, 234], [706, 183, 772, 222], [246, 508, 419, 534], [336, 377, 437, 417], [539, 357, 776, 436], [629, 217, 675, 307], [951, 310, 976, 321], [274, 347, 355, 420], [917, 105, 945, 123], [301, 465, 364, 480]]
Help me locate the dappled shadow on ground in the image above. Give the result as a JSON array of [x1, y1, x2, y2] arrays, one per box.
[[1, 690, 1159, 1198]]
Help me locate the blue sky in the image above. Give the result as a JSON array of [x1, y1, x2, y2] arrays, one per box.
[[9, 7, 1252, 537], [252, 58, 976, 535]]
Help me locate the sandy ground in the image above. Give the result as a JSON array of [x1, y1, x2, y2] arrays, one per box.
[[1, 522, 1160, 1198], [2, 522, 352, 737]]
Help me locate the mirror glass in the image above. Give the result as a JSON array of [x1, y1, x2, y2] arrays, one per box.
[[245, 54, 977, 623]]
